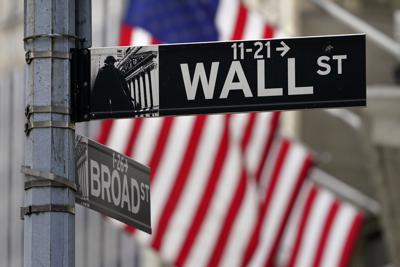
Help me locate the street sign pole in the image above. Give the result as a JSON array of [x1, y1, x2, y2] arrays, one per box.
[[23, 0, 76, 266]]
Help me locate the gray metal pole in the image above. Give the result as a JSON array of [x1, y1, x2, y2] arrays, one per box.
[[23, 0, 75, 266]]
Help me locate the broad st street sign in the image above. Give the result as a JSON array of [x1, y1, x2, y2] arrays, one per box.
[[72, 34, 366, 121], [75, 135, 151, 234]]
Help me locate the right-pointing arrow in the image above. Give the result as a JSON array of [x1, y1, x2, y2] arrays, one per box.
[[276, 41, 290, 57]]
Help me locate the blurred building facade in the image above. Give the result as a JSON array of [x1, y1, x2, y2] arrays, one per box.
[[297, 2, 400, 267], [0, 0, 399, 266]]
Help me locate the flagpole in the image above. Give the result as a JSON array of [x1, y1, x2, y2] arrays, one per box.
[[23, 1, 75, 266]]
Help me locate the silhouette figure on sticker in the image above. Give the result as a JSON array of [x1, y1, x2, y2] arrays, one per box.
[[91, 56, 135, 113]]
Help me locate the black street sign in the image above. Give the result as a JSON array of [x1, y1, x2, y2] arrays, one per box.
[[72, 34, 366, 121], [75, 135, 151, 234]]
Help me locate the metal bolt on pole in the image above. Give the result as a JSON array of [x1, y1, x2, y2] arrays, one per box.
[[23, 0, 76, 266]]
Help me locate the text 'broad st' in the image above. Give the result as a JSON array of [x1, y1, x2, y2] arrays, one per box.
[[75, 135, 151, 234]]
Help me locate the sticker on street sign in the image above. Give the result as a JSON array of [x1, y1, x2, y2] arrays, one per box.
[[75, 135, 151, 234], [72, 34, 366, 121]]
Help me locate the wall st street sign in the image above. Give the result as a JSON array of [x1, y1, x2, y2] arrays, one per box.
[[75, 135, 151, 234], [72, 34, 366, 121]]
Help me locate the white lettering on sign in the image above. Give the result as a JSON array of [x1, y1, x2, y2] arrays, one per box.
[[333, 55, 347, 74], [231, 41, 274, 60], [121, 174, 131, 211], [220, 61, 253, 99], [317, 56, 331, 76], [317, 55, 348, 75], [89, 159, 149, 214], [141, 183, 150, 202], [112, 153, 128, 172], [288, 58, 314, 95], [111, 169, 122, 206], [131, 179, 140, 214], [90, 159, 101, 197], [180, 62, 219, 100], [257, 60, 283, 97], [181, 57, 315, 100], [101, 164, 111, 202]]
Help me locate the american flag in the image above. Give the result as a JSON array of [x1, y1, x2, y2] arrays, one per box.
[[277, 181, 364, 267], [97, 0, 364, 266]]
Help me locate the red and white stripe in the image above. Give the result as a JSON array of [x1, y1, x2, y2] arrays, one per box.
[[98, 113, 289, 267], [242, 138, 312, 267], [279, 181, 364, 267], [216, 0, 274, 40], [119, 25, 159, 46]]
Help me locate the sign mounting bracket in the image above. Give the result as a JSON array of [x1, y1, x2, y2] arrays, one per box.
[[71, 48, 91, 122]]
